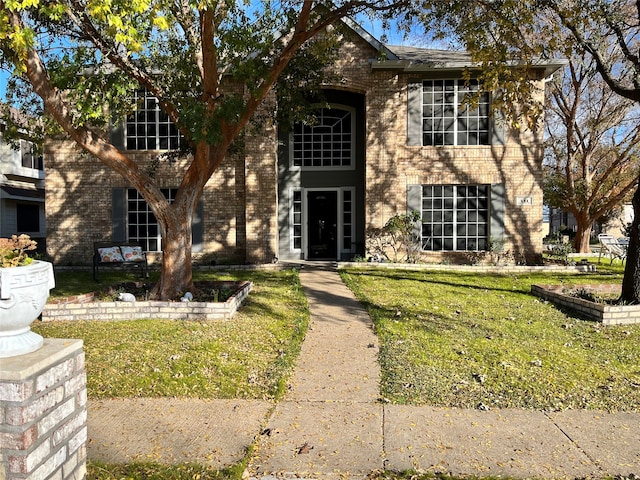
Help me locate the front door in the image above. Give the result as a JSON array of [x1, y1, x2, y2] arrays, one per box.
[[307, 191, 338, 259]]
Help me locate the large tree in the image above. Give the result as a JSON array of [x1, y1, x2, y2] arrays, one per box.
[[0, 0, 409, 299], [412, 0, 640, 303], [544, 51, 639, 253]]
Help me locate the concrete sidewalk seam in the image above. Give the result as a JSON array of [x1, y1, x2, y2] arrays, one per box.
[[543, 411, 605, 475]]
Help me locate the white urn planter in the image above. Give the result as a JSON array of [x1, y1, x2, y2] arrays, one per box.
[[0, 260, 55, 358]]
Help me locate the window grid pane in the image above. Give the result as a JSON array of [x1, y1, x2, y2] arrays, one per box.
[[343, 190, 353, 250], [292, 190, 302, 250], [293, 108, 352, 168], [127, 188, 177, 251], [422, 80, 491, 146], [421, 184, 490, 251], [125, 90, 182, 151]]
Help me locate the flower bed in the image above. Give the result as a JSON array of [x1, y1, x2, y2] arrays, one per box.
[[42, 280, 252, 322], [531, 284, 640, 326]]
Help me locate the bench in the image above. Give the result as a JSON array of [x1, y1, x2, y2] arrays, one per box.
[[93, 241, 148, 281], [597, 234, 627, 265]]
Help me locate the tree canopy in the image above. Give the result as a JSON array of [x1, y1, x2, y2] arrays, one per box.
[[413, 0, 640, 303], [0, 0, 409, 299], [544, 47, 640, 253]]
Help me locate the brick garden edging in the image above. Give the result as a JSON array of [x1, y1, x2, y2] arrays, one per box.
[[531, 284, 640, 326], [42, 281, 252, 322]]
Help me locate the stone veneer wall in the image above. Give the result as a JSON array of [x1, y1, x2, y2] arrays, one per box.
[[0, 339, 87, 480]]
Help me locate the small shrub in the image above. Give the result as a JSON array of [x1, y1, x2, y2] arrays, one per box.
[[366, 211, 421, 263], [0, 234, 37, 267], [545, 236, 575, 264]]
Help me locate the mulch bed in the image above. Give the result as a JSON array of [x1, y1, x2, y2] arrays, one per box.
[[50, 281, 243, 304]]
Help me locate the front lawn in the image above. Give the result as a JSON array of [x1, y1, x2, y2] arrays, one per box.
[[340, 266, 640, 412], [34, 269, 308, 400]]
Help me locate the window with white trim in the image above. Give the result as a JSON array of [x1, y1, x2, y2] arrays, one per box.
[[291, 190, 302, 250], [20, 140, 43, 170], [127, 188, 177, 251], [421, 185, 489, 251], [342, 189, 353, 250], [292, 107, 354, 168], [126, 90, 181, 150], [422, 80, 490, 146]]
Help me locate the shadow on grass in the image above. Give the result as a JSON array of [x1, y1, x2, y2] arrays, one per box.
[[341, 266, 623, 297]]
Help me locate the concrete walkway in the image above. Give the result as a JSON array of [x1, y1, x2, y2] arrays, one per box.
[[87, 264, 640, 479]]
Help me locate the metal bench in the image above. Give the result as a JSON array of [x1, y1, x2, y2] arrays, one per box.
[[597, 234, 627, 265], [93, 241, 148, 281]]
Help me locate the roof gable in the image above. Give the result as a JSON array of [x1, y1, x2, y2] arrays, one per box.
[[336, 18, 566, 78]]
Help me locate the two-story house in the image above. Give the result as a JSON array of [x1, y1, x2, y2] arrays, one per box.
[[0, 107, 45, 253], [44, 22, 564, 266]]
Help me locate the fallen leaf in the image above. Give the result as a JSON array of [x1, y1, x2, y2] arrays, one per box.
[[297, 442, 313, 454]]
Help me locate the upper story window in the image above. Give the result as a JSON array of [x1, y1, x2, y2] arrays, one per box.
[[20, 140, 43, 170], [422, 80, 490, 146], [126, 90, 181, 151], [292, 107, 354, 169]]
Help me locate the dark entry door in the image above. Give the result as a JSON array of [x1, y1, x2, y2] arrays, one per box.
[[308, 191, 338, 259]]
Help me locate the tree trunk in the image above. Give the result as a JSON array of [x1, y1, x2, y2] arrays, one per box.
[[151, 207, 195, 300], [572, 218, 593, 253], [148, 144, 222, 300], [620, 179, 640, 304]]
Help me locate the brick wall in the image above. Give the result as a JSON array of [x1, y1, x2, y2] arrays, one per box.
[[317, 32, 547, 263], [244, 94, 279, 264], [362, 68, 546, 263], [44, 28, 547, 266], [0, 339, 87, 480], [44, 142, 242, 265]]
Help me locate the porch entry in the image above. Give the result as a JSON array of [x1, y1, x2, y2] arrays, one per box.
[[307, 190, 338, 259]]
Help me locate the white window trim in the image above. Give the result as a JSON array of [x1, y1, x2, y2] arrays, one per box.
[[341, 187, 356, 255], [124, 90, 182, 151], [289, 104, 356, 171], [126, 187, 177, 252], [421, 79, 492, 147], [289, 188, 303, 253], [420, 184, 491, 252], [290, 187, 355, 259]]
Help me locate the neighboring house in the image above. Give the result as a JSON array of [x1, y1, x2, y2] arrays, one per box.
[[0, 108, 46, 252], [44, 21, 564, 266], [548, 205, 634, 241]]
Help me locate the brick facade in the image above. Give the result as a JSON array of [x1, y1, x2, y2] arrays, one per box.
[[0, 339, 87, 480], [44, 24, 556, 266]]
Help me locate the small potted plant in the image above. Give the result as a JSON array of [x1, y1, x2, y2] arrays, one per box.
[[0, 234, 55, 358]]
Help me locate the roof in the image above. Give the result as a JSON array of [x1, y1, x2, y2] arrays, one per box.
[[372, 45, 567, 78]]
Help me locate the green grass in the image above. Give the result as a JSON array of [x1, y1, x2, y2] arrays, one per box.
[[340, 266, 640, 412], [34, 269, 308, 400], [87, 461, 240, 480]]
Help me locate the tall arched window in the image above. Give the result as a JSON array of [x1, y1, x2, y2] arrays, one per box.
[[292, 107, 354, 169]]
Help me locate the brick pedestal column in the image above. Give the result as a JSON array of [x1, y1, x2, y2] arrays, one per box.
[[0, 339, 87, 480]]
